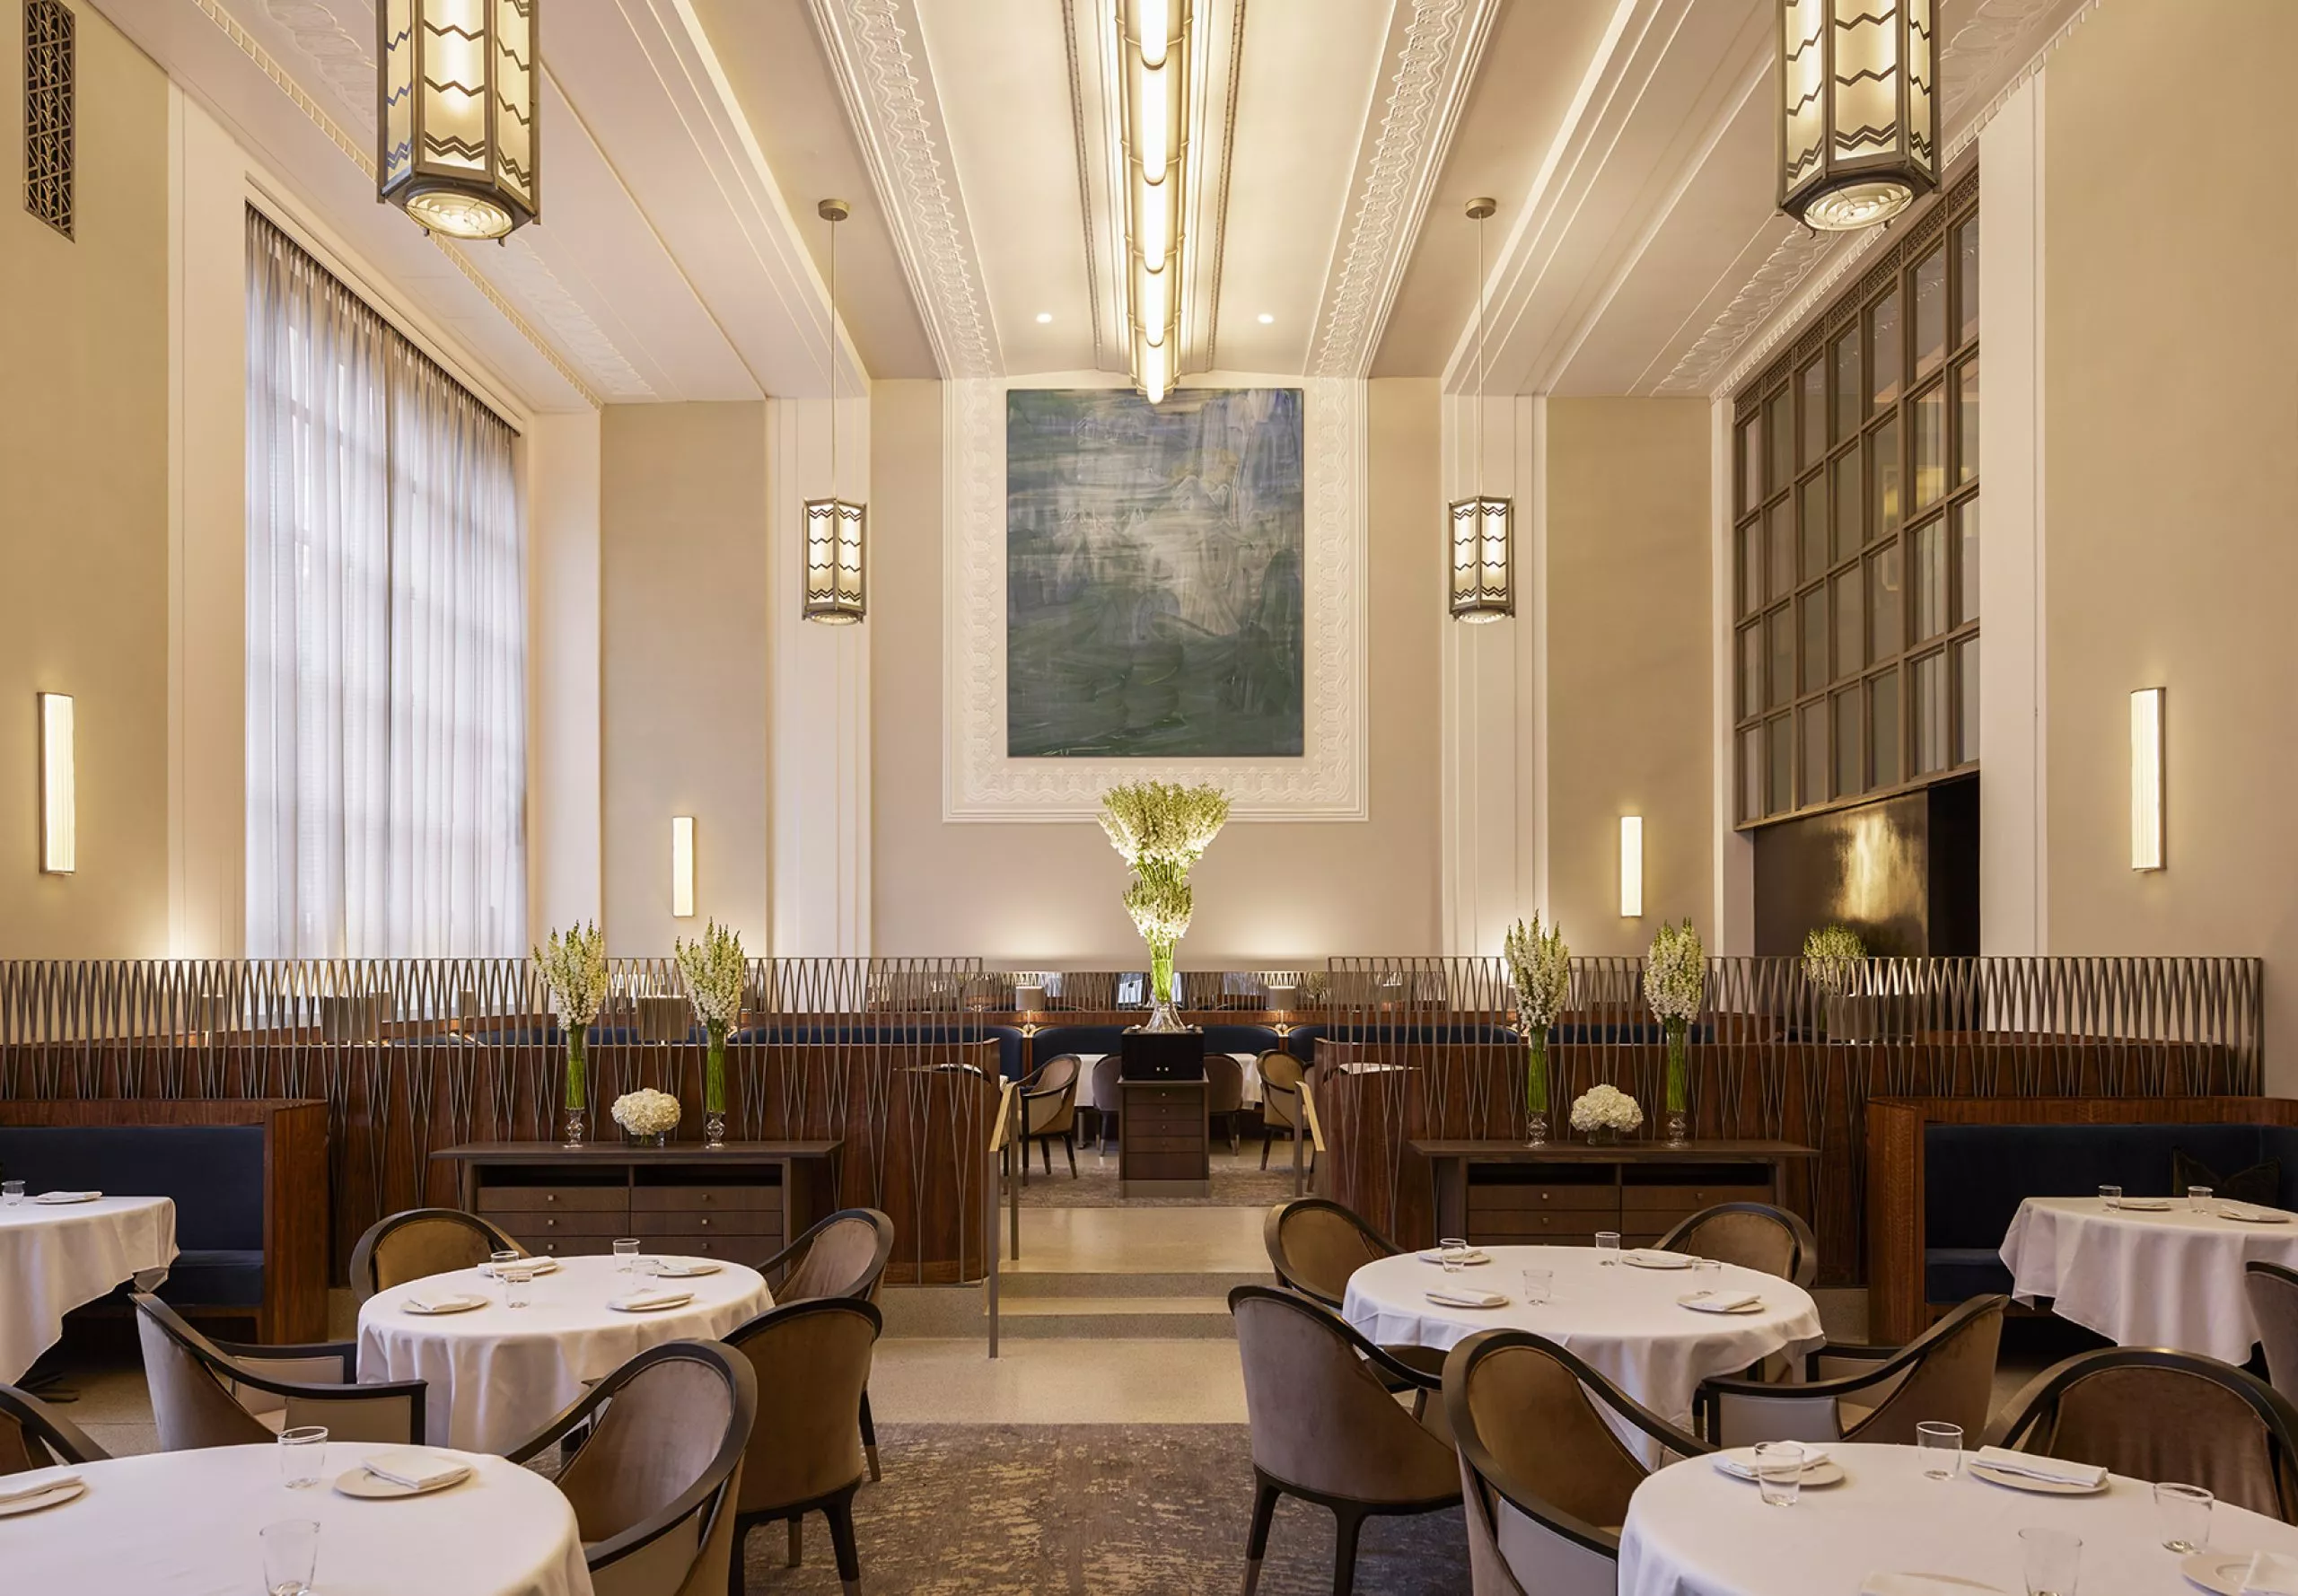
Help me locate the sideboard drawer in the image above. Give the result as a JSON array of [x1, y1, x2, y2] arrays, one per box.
[[632, 1185, 779, 1213], [1470, 1183, 1620, 1212], [630, 1211, 777, 1242], [1466, 1208, 1615, 1241], [479, 1207, 631, 1236], [477, 1186, 627, 1212], [509, 1234, 617, 1258], [1621, 1183, 1768, 1214]]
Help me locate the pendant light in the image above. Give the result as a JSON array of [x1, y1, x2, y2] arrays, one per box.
[[1120, 0, 1190, 403], [804, 199, 867, 626], [1448, 197, 1512, 623], [1776, 0, 1937, 232], [377, 0, 539, 241]]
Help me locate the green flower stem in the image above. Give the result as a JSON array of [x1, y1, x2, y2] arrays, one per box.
[[705, 1021, 728, 1117], [1149, 943, 1177, 1006], [1664, 1017, 1688, 1116], [565, 1026, 588, 1112], [1525, 1031, 1549, 1117]]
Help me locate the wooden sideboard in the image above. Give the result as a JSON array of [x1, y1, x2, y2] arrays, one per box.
[[432, 1141, 841, 1264], [1412, 1139, 1818, 1249], [1118, 1081, 1209, 1197]]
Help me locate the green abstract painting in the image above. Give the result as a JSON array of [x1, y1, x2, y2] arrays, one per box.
[[1005, 388, 1304, 758]]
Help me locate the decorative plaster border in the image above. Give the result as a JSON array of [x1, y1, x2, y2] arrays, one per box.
[[942, 377, 1369, 821]]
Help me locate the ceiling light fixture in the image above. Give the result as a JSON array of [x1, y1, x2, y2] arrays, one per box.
[[803, 199, 866, 626], [1777, 0, 1937, 232], [377, 0, 539, 241], [1448, 197, 1513, 622], [1119, 0, 1190, 404], [1257, 312, 1274, 325], [1036, 311, 1054, 323]]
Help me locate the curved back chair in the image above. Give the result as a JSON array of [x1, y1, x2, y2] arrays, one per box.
[[1264, 1197, 1401, 1308], [1653, 1202, 1818, 1288], [722, 1299, 882, 1595], [1021, 1054, 1082, 1179], [507, 1340, 757, 1596], [1259, 1050, 1311, 1170], [1699, 1293, 2005, 1448], [1090, 1054, 1124, 1152], [1444, 1329, 1709, 1596], [0, 1382, 108, 1474], [132, 1293, 425, 1451], [349, 1207, 524, 1301], [757, 1207, 897, 1482], [2248, 1262, 2298, 1403], [1229, 1285, 1460, 1596], [1205, 1051, 1246, 1153], [1986, 1346, 2298, 1518]]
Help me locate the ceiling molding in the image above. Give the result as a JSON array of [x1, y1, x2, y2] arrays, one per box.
[[811, 0, 1002, 379], [1307, 0, 1501, 380], [1057, 0, 1106, 369], [1196, 0, 1249, 369]]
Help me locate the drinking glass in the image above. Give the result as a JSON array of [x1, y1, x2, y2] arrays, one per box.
[[2239, 1551, 2298, 1596], [488, 1249, 518, 1278], [1439, 1237, 1470, 1275], [277, 1425, 328, 1489], [2155, 1482, 2212, 1554], [260, 1519, 320, 1596], [2021, 1529, 2081, 1596], [1916, 1420, 1962, 1478], [2190, 1185, 2215, 1214], [2, 1179, 22, 1206], [1752, 1442, 1804, 1507], [1521, 1268, 1551, 1306], [615, 1237, 641, 1274], [1595, 1232, 1622, 1266], [2099, 1185, 2122, 1211], [501, 1263, 535, 1309]]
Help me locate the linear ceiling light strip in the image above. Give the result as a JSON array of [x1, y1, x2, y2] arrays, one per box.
[[1119, 0, 1189, 402]]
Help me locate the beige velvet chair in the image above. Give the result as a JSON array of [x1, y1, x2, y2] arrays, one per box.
[[2247, 1262, 2298, 1403], [1443, 1329, 1710, 1596], [723, 1298, 882, 1595], [1653, 1201, 1819, 1288], [348, 1206, 525, 1301], [1090, 1055, 1123, 1151], [506, 1339, 756, 1596], [1986, 1346, 2298, 1518], [1259, 1050, 1313, 1171], [756, 1208, 896, 1481], [0, 1381, 108, 1474], [132, 1293, 427, 1451], [1264, 1197, 1443, 1387], [1230, 1285, 1460, 1596], [1698, 1293, 2005, 1447], [1020, 1054, 1082, 1179], [1206, 1052, 1246, 1153]]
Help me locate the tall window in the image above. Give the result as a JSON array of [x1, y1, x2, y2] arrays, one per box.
[[1732, 169, 1978, 827], [245, 209, 526, 957]]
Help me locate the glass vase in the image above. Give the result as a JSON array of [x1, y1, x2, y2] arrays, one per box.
[[704, 1022, 728, 1150], [1663, 1017, 1690, 1147], [1524, 1031, 1550, 1147], [1140, 942, 1188, 1033], [561, 1027, 589, 1148]]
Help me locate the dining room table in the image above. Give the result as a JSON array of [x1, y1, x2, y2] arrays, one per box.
[[1999, 1195, 2298, 1363], [0, 1439, 592, 1596], [1618, 1439, 2298, 1596], [356, 1251, 771, 1452], [0, 1191, 177, 1382]]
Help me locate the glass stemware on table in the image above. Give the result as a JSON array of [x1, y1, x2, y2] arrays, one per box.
[[2022, 1528, 2081, 1596]]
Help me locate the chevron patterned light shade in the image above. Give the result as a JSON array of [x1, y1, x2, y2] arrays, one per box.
[[377, 0, 539, 240], [1447, 495, 1513, 621], [1777, 0, 1936, 232]]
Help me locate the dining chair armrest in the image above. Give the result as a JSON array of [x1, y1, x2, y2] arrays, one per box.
[[503, 1379, 618, 1466], [215, 1338, 359, 1384], [1360, 1339, 1446, 1394], [1804, 1339, 1904, 1381]]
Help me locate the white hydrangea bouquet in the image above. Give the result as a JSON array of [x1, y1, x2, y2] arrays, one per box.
[[534, 921, 609, 1145], [674, 920, 747, 1147], [611, 1087, 681, 1144], [1645, 918, 1704, 1146], [1570, 1083, 1643, 1142], [1802, 923, 1864, 997], [1503, 915, 1571, 1145], [1098, 782, 1231, 1031]]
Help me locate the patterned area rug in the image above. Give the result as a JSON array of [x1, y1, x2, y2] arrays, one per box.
[[1013, 1149, 1311, 1209], [743, 1424, 1469, 1595]]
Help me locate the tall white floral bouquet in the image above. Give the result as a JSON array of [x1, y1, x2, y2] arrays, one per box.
[[1503, 916, 1571, 1140], [534, 922, 609, 1142], [1802, 924, 1864, 998], [1098, 782, 1230, 1030], [1645, 918, 1704, 1144], [674, 921, 747, 1144]]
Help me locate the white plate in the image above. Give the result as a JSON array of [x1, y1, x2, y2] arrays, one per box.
[[32, 1192, 100, 1205], [479, 1256, 560, 1277], [1969, 1462, 2106, 1495], [1622, 1250, 1697, 1270], [1417, 1250, 1493, 1267], [333, 1463, 471, 1500], [1712, 1452, 1846, 1487], [1679, 1293, 1765, 1314], [2181, 1553, 2257, 1596], [609, 1293, 695, 1313], [2221, 1207, 2293, 1224], [647, 1258, 724, 1277], [2111, 1197, 2173, 1211], [0, 1479, 85, 1517], [399, 1293, 488, 1316], [1424, 1291, 1508, 1310]]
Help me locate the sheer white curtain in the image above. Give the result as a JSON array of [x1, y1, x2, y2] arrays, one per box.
[[245, 210, 527, 957]]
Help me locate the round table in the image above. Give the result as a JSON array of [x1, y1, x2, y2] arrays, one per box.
[[1619, 1440, 2298, 1596], [1343, 1245, 1824, 1450], [0, 1440, 592, 1596], [1999, 1197, 2298, 1363], [0, 1194, 176, 1382], [357, 1253, 771, 1452]]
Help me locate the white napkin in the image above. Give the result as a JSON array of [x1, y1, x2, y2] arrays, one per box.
[[0, 1466, 80, 1504], [480, 1256, 559, 1276], [32, 1190, 101, 1204], [609, 1290, 695, 1312], [1971, 1446, 2106, 1487], [1417, 1248, 1492, 1266], [647, 1258, 724, 1277], [2113, 1197, 2173, 1211], [1680, 1289, 1762, 1311], [1713, 1444, 1831, 1480], [1861, 1574, 2007, 1596], [1425, 1287, 1508, 1309], [2219, 1203, 2292, 1223], [1622, 1249, 1696, 1268], [400, 1292, 487, 1314], [360, 1450, 471, 1491]]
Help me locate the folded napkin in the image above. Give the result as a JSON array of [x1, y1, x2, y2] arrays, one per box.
[[1680, 1289, 1763, 1312], [481, 1256, 559, 1277], [1713, 1444, 1831, 1480], [0, 1466, 80, 1504], [2112, 1197, 2173, 1211], [360, 1451, 471, 1492], [1621, 1249, 1696, 1268], [2219, 1203, 2292, 1223], [1416, 1248, 1492, 1266], [32, 1190, 101, 1204], [1972, 1446, 2106, 1487], [1425, 1287, 1508, 1309], [1861, 1574, 2007, 1596], [647, 1258, 724, 1278], [400, 1292, 487, 1314], [610, 1290, 695, 1312]]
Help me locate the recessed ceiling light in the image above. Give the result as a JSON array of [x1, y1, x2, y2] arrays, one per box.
[[1257, 312, 1275, 324], [1035, 311, 1053, 324]]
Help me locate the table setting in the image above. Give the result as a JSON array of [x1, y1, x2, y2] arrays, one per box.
[[0, 1183, 178, 1382]]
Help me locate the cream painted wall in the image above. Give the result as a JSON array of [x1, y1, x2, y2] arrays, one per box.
[[869, 377, 1444, 961], [528, 411, 603, 935], [599, 404, 770, 955], [1545, 399, 1713, 955], [0, 2, 171, 956], [2042, 0, 2298, 1080]]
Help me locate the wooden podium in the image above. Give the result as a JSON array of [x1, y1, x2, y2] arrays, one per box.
[[1118, 1080, 1209, 1197]]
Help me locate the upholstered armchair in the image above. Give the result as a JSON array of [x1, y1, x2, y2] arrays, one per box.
[[1259, 1050, 1313, 1171], [1019, 1054, 1082, 1179], [756, 1208, 896, 1481], [132, 1293, 427, 1451], [1205, 1052, 1245, 1153], [2247, 1261, 2298, 1403], [722, 1299, 882, 1595], [1090, 1055, 1123, 1151], [1263, 1197, 1443, 1387], [0, 1381, 108, 1473], [1697, 1293, 2005, 1447], [1653, 1202, 1819, 1288], [348, 1207, 525, 1301]]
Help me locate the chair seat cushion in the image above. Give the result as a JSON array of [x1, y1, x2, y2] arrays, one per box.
[[156, 1249, 266, 1309], [1925, 1247, 2013, 1304]]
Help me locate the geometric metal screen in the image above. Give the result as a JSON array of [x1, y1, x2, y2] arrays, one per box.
[[22, 0, 72, 239]]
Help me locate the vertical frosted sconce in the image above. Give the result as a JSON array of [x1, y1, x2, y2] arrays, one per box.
[[39, 693, 73, 875], [671, 815, 696, 916], [2130, 688, 2163, 872], [1618, 815, 1643, 917]]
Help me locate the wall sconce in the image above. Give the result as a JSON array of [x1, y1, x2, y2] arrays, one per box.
[[39, 692, 73, 875], [1618, 816, 1643, 917], [671, 815, 695, 916], [2130, 688, 2164, 872]]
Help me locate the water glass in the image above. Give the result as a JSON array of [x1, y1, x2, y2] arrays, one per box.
[[2022, 1529, 2082, 1596], [1439, 1237, 1470, 1275], [1595, 1231, 1622, 1266], [488, 1249, 518, 1277], [2, 1179, 22, 1206], [1915, 1420, 1962, 1478], [2239, 1552, 2298, 1596], [501, 1263, 536, 1309], [2156, 1482, 2213, 1554], [615, 1237, 642, 1273], [277, 1425, 328, 1489], [1520, 1268, 1552, 1306], [1752, 1442, 1804, 1507], [260, 1519, 320, 1596], [2099, 1185, 2122, 1211], [2190, 1185, 2215, 1214]]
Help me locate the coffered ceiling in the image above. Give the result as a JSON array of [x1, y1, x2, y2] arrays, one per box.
[[93, 0, 2091, 415]]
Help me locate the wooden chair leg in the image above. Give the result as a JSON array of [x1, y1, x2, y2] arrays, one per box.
[[1329, 1504, 1367, 1596], [1039, 1137, 1052, 1176], [728, 1520, 750, 1596], [786, 1515, 804, 1567], [825, 1485, 864, 1596], [860, 1387, 881, 1483], [1242, 1474, 1281, 1596], [1065, 1131, 1077, 1177], [1260, 1131, 1274, 1171]]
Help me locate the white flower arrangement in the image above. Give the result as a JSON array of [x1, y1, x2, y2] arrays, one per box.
[[1502, 914, 1572, 1033], [1644, 918, 1706, 1024], [1097, 782, 1232, 869], [1802, 923, 1864, 997], [532, 921, 609, 1031], [611, 1088, 681, 1138], [673, 920, 748, 1030], [1570, 1084, 1644, 1134], [1123, 868, 1194, 943]]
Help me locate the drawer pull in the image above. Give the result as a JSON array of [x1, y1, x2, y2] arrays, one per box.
[[545, 1218, 557, 1228], [700, 1217, 710, 1228], [546, 1194, 557, 1204]]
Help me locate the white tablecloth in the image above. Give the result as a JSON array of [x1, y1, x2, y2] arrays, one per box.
[[1620, 1440, 2298, 1596], [0, 1440, 591, 1596], [1344, 1246, 1823, 1451], [1074, 1053, 1267, 1109], [1999, 1197, 2298, 1363], [358, 1254, 770, 1452], [0, 1195, 176, 1382]]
